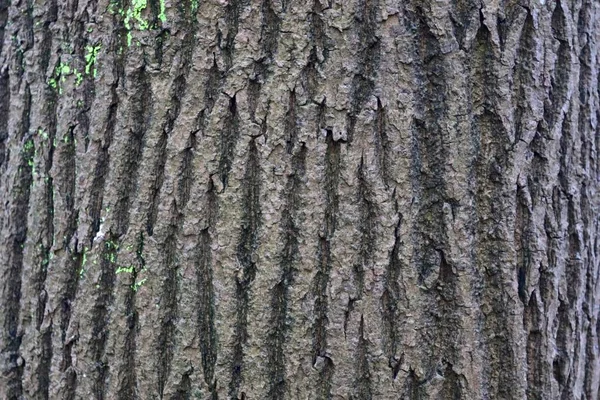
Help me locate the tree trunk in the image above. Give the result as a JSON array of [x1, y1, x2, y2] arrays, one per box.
[[1, 0, 599, 399]]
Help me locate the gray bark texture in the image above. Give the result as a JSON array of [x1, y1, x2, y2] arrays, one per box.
[[0, 0, 599, 398]]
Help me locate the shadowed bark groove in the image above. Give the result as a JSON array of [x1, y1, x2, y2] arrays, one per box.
[[196, 182, 218, 399], [230, 138, 262, 399], [312, 124, 340, 399], [267, 143, 306, 399], [381, 216, 403, 379], [355, 156, 376, 297], [347, 0, 381, 142]]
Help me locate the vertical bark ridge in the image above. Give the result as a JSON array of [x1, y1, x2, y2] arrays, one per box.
[[230, 138, 261, 399], [266, 143, 306, 399]]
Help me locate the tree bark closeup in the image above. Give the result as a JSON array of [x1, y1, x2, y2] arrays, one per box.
[[1, 0, 599, 398]]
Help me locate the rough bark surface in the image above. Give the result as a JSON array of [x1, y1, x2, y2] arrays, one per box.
[[1, 0, 599, 399]]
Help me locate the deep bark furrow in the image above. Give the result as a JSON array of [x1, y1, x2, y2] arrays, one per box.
[[512, 11, 536, 144], [230, 138, 261, 399], [313, 125, 340, 399], [195, 183, 218, 398], [156, 222, 182, 397], [347, 0, 381, 142], [354, 157, 376, 296], [267, 143, 306, 399], [115, 233, 144, 400], [353, 315, 373, 400], [381, 217, 402, 379], [374, 98, 389, 187], [0, 68, 8, 173], [148, 27, 196, 234], [219, 95, 240, 189]]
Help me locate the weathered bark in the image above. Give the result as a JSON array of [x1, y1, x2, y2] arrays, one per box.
[[1, 0, 599, 399]]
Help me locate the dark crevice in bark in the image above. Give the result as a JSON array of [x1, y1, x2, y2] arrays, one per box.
[[88, 4, 129, 243], [312, 121, 340, 399], [115, 65, 152, 237], [230, 138, 261, 399], [0, 68, 8, 173], [381, 216, 402, 379], [352, 315, 372, 400], [223, 0, 243, 70], [525, 291, 544, 399], [267, 143, 306, 400], [38, 0, 57, 81], [116, 233, 144, 400], [170, 369, 193, 400], [56, 246, 85, 400], [347, 0, 381, 143], [515, 184, 532, 304], [196, 56, 223, 133], [177, 130, 197, 208], [146, 127, 168, 236], [1, 83, 32, 400], [147, 26, 196, 235], [219, 94, 240, 189], [408, 4, 449, 285], [440, 362, 463, 400], [512, 10, 535, 144], [549, 0, 572, 130], [471, 12, 519, 394], [285, 89, 297, 155], [90, 233, 119, 400], [196, 181, 218, 399], [247, 0, 281, 123], [156, 213, 181, 397], [355, 156, 376, 297], [450, 0, 477, 49], [577, 24, 593, 176], [403, 368, 423, 399], [300, 0, 329, 99], [373, 98, 390, 187], [88, 85, 118, 246], [554, 299, 571, 395], [0, 0, 9, 56], [37, 324, 52, 400]]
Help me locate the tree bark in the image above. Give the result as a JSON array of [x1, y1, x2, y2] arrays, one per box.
[[1, 0, 599, 399]]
